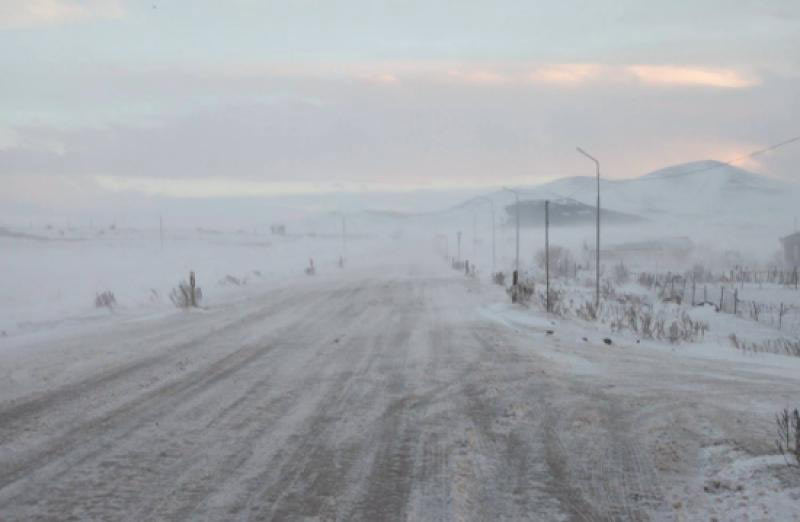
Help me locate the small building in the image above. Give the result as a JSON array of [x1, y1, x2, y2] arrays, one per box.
[[780, 232, 800, 266], [270, 224, 286, 236], [604, 236, 694, 263]]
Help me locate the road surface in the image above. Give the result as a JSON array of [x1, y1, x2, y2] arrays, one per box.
[[1, 269, 798, 520]]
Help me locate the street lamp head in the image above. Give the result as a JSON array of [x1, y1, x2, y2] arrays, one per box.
[[576, 146, 599, 165]]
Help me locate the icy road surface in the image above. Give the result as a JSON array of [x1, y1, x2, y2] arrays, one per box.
[[1, 268, 799, 521]]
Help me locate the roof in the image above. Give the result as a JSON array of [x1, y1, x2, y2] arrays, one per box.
[[780, 231, 800, 244], [608, 236, 693, 252]]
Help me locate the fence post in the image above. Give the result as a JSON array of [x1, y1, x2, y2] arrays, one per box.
[[704, 285, 707, 303], [511, 270, 518, 303], [189, 270, 196, 307], [719, 286, 724, 312], [779, 302, 784, 330], [692, 277, 696, 306], [733, 289, 737, 315]]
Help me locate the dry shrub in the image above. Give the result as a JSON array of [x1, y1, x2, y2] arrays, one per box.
[[613, 262, 630, 285], [508, 278, 534, 304], [95, 291, 116, 310], [776, 408, 800, 465], [170, 280, 202, 308], [535, 246, 576, 279]]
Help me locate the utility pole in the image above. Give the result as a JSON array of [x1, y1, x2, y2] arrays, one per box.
[[577, 147, 601, 308], [545, 200, 550, 313], [476, 196, 496, 274], [472, 213, 477, 257], [341, 214, 346, 257], [503, 188, 521, 274], [457, 231, 462, 262], [159, 215, 163, 251]]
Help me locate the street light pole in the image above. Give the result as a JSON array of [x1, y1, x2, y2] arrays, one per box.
[[577, 147, 601, 308], [545, 199, 550, 312], [503, 187, 520, 274], [476, 196, 496, 274]]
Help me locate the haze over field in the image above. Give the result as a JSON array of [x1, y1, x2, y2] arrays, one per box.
[[2, 2, 800, 521]]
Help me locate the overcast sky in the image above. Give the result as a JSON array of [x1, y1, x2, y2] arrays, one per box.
[[2, 0, 799, 211]]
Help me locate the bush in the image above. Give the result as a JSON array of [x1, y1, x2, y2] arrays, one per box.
[[613, 262, 630, 285], [535, 246, 576, 279], [95, 291, 117, 310], [508, 279, 534, 304], [539, 287, 568, 316], [170, 280, 202, 308], [776, 408, 800, 465], [220, 274, 244, 286], [577, 300, 597, 321], [492, 272, 505, 286]]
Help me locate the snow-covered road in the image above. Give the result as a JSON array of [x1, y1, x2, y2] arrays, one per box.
[[1, 267, 799, 521]]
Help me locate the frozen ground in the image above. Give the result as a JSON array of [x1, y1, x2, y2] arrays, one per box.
[[0, 226, 366, 338], [1, 241, 799, 520]]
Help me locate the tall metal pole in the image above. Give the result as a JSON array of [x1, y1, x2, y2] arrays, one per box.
[[545, 199, 550, 313], [490, 204, 495, 274], [477, 196, 496, 274], [577, 147, 601, 307], [341, 214, 346, 257], [516, 193, 519, 273], [502, 188, 520, 272], [472, 213, 477, 257]]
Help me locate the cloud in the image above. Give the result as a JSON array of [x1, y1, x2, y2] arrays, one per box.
[[445, 68, 511, 86], [527, 64, 605, 86], [0, 0, 124, 29], [626, 65, 759, 88]]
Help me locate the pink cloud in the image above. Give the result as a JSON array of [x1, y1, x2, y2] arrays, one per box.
[[0, 0, 124, 29], [626, 65, 759, 88]]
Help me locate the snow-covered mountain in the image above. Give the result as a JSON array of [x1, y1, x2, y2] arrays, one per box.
[[508, 160, 798, 225]]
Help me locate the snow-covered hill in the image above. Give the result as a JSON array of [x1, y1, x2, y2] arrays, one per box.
[[523, 160, 798, 225]]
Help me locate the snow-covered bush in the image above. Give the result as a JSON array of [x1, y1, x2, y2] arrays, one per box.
[[577, 300, 597, 321], [613, 262, 630, 285], [538, 287, 569, 316], [94, 290, 116, 310], [508, 278, 534, 304], [730, 336, 800, 357], [776, 408, 799, 466], [492, 271, 505, 286], [535, 246, 576, 279]]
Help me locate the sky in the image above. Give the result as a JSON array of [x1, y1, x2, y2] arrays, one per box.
[[1, 0, 799, 214]]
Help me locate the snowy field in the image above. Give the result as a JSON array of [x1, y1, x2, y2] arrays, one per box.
[[1, 227, 799, 520], [0, 225, 380, 339]]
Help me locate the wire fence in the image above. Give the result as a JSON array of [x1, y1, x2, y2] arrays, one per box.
[[633, 269, 800, 335]]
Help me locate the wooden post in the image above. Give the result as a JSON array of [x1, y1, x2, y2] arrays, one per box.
[[719, 286, 724, 312], [511, 270, 518, 303], [779, 302, 784, 329], [189, 271, 196, 307], [704, 285, 707, 303], [692, 277, 696, 306], [733, 289, 737, 315]]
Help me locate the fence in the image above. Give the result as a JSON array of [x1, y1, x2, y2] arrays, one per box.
[[632, 268, 800, 335]]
